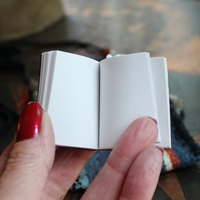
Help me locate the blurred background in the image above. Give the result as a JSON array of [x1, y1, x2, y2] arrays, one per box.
[[0, 0, 200, 199]]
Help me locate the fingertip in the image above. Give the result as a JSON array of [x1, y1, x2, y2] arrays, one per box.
[[138, 147, 163, 181], [111, 117, 159, 169], [125, 117, 158, 146], [120, 147, 163, 200], [39, 109, 55, 162], [155, 146, 164, 157], [131, 116, 158, 130], [146, 147, 163, 165], [147, 116, 157, 124], [40, 109, 55, 142], [41, 110, 52, 130], [41, 109, 50, 123], [0, 104, 55, 199]]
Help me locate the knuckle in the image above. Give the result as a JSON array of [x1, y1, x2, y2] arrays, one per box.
[[4, 143, 45, 173], [106, 159, 126, 175], [43, 177, 67, 199], [106, 150, 131, 175]]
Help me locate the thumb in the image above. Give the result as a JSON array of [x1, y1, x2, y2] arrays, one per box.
[[0, 102, 55, 200]]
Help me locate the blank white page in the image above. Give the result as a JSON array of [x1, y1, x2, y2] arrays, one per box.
[[151, 57, 171, 148], [38, 51, 53, 108], [47, 51, 100, 149], [99, 52, 158, 149]]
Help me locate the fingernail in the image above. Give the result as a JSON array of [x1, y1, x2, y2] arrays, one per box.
[[155, 146, 164, 156], [147, 116, 157, 125], [16, 102, 43, 142]]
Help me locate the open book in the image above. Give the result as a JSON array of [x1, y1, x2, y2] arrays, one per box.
[[38, 51, 171, 149]]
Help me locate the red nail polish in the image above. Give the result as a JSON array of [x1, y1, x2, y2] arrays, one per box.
[[16, 102, 43, 142]]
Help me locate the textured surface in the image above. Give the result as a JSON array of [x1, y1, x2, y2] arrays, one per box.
[[0, 0, 63, 42]]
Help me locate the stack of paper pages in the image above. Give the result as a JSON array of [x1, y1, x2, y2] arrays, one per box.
[[38, 51, 171, 149]]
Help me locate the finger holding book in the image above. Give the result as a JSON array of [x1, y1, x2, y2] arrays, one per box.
[[82, 117, 163, 200]]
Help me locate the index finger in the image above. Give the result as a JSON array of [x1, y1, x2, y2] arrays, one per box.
[[82, 117, 159, 200]]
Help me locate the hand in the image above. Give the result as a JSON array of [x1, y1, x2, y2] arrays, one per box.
[[0, 102, 163, 200]]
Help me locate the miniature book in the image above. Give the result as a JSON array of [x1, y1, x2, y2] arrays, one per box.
[[38, 51, 171, 149]]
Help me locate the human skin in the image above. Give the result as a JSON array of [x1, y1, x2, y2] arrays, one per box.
[[0, 102, 163, 200]]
